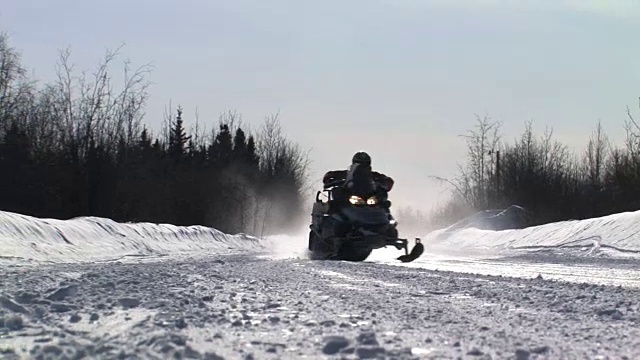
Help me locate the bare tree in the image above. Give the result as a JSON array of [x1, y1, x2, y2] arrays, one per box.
[[0, 32, 32, 133], [51, 45, 152, 159], [257, 112, 284, 174], [189, 106, 209, 151], [161, 100, 175, 149], [583, 120, 609, 188], [219, 110, 242, 133], [625, 98, 640, 158], [255, 112, 310, 234], [257, 112, 310, 187], [455, 114, 502, 209]]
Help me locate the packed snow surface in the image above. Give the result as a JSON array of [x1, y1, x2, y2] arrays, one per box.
[[2, 209, 640, 358]]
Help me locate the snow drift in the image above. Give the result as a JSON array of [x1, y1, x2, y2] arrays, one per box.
[[440, 205, 530, 232], [422, 209, 640, 258], [3, 206, 640, 265], [0, 211, 268, 263]]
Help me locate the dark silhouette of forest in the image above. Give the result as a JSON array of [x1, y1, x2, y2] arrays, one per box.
[[404, 112, 640, 231], [0, 34, 308, 236]]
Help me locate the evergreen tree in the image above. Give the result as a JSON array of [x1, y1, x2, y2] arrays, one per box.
[[246, 136, 259, 165], [232, 128, 247, 161], [168, 107, 191, 161], [215, 124, 233, 166]]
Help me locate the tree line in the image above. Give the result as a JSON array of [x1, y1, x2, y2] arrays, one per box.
[[425, 110, 640, 230], [0, 33, 309, 236]]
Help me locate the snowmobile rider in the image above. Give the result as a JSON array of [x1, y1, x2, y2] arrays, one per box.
[[322, 151, 394, 210]]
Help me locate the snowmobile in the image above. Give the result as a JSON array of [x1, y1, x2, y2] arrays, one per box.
[[308, 179, 424, 262]]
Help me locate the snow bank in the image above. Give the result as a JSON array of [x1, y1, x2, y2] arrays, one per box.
[[0, 211, 268, 263], [442, 205, 529, 232], [423, 209, 640, 257]]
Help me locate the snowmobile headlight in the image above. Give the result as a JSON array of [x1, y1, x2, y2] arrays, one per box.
[[349, 196, 365, 205], [366, 196, 378, 205]]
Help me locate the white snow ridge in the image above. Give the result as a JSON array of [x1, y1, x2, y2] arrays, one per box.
[[422, 209, 640, 257], [0, 211, 267, 263]]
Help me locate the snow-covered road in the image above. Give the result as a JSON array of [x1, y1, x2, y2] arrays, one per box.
[[1, 254, 640, 359], [2, 210, 640, 358]]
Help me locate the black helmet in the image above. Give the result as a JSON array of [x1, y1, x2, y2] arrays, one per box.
[[352, 151, 371, 166]]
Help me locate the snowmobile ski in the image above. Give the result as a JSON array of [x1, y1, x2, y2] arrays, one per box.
[[397, 238, 424, 263]]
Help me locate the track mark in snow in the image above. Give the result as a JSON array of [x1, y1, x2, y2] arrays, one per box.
[[315, 269, 401, 290], [317, 270, 352, 279]]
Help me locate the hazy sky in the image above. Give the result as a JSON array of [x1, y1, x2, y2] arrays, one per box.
[[3, 0, 640, 211]]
